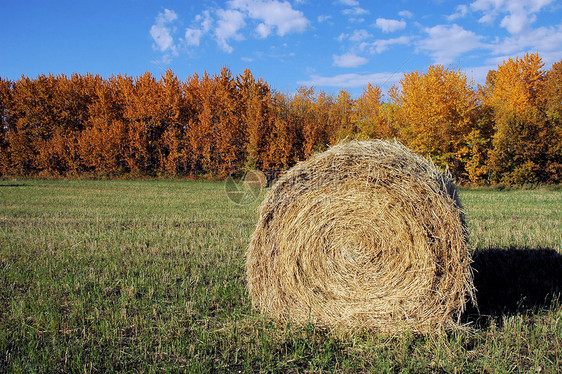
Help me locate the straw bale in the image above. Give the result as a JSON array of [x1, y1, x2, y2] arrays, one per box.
[[246, 140, 474, 334]]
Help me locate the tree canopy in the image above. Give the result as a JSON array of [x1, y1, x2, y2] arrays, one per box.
[[1, 53, 561, 184]]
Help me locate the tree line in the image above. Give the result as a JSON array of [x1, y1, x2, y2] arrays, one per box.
[[0, 52, 560, 184]]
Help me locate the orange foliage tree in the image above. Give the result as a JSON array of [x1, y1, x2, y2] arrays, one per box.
[[160, 70, 191, 176], [78, 75, 127, 175], [0, 78, 13, 174], [1, 57, 561, 184], [236, 69, 275, 170], [9, 74, 59, 175], [266, 92, 300, 169]]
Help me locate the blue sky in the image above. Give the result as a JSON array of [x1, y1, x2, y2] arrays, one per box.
[[1, 0, 561, 97]]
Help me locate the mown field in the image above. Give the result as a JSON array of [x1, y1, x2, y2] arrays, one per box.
[[0, 179, 560, 373]]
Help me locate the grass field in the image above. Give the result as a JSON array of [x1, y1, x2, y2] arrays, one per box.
[[1, 179, 560, 373]]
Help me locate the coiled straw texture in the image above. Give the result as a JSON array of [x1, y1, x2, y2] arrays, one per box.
[[246, 140, 474, 334]]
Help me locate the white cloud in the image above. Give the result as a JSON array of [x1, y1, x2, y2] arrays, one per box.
[[177, 0, 309, 54], [337, 29, 372, 43], [470, 0, 555, 34], [418, 24, 483, 65], [199, 11, 213, 32], [447, 5, 469, 21], [150, 9, 178, 53], [298, 72, 403, 89], [363, 36, 410, 54], [337, 22, 409, 56], [333, 52, 369, 68], [469, 0, 506, 15], [450, 0, 562, 69], [489, 25, 562, 63], [230, 0, 309, 37], [317, 15, 332, 23], [255, 23, 271, 38], [185, 10, 213, 47], [156, 8, 178, 25], [215, 9, 246, 53], [522, 26, 562, 62], [500, 10, 531, 34], [338, 0, 369, 22], [185, 28, 203, 47], [343, 7, 369, 16], [349, 29, 372, 42], [374, 18, 406, 33], [398, 10, 414, 18], [151, 25, 174, 52], [338, 0, 359, 6]]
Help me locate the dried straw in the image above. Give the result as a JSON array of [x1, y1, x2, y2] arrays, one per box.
[[246, 140, 474, 334]]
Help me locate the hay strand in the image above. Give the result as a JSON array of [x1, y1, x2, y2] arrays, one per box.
[[246, 140, 474, 334]]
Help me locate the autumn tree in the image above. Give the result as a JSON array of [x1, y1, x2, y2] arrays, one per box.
[[46, 73, 98, 174], [460, 72, 496, 184], [539, 60, 562, 182], [485, 53, 557, 183], [391, 65, 478, 180], [183, 70, 247, 176], [327, 89, 354, 143], [8, 74, 95, 175], [121, 72, 162, 175], [7, 74, 59, 174], [309, 91, 333, 147], [266, 91, 299, 168], [186, 71, 221, 175], [78, 75, 127, 175], [158, 70, 190, 175], [289, 86, 316, 158], [0, 78, 13, 174], [351, 83, 394, 140], [2, 59, 561, 183], [197, 70, 227, 175], [236, 69, 276, 170], [212, 67, 245, 177]]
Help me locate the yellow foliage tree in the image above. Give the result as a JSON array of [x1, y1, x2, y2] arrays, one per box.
[[485, 53, 556, 183], [539, 59, 562, 182], [391, 65, 478, 180], [351, 83, 395, 140]]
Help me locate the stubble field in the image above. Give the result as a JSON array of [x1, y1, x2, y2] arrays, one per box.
[[0, 180, 560, 373]]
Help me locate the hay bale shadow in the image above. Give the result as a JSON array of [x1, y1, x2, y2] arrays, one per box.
[[462, 247, 562, 327]]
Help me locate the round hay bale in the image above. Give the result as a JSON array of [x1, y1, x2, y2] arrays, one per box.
[[246, 140, 474, 334]]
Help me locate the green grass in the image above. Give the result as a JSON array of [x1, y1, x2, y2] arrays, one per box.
[[1, 180, 560, 373]]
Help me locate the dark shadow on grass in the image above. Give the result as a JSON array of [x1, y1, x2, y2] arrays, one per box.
[[462, 247, 562, 328]]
